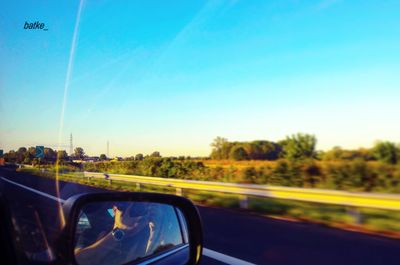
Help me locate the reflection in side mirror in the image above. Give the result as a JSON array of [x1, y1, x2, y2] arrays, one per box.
[[74, 202, 185, 265], [61, 193, 203, 265]]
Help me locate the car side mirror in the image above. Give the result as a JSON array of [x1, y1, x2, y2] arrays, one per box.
[[59, 192, 203, 265]]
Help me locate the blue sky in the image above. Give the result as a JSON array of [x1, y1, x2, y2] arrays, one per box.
[[1, 0, 400, 157]]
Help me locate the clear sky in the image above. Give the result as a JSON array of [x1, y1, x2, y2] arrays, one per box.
[[1, 0, 400, 157]]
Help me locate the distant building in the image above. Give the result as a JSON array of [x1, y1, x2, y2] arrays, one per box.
[[85, 156, 100, 163], [72, 156, 100, 163]]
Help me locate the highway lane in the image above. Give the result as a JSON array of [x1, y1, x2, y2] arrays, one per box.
[[1, 166, 400, 265], [0, 166, 244, 265]]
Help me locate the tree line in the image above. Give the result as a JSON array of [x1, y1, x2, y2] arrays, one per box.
[[3, 146, 94, 164], [3, 134, 400, 193], [210, 134, 400, 165], [4, 133, 398, 166], [2, 146, 169, 165], [3, 147, 68, 165]]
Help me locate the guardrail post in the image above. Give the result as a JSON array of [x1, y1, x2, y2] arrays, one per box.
[[239, 195, 249, 209], [347, 207, 363, 224], [108, 179, 112, 185], [176, 188, 183, 196], [136, 183, 141, 191]]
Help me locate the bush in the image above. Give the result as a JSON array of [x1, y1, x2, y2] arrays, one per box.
[[302, 161, 321, 187], [239, 167, 258, 183], [82, 158, 400, 193]]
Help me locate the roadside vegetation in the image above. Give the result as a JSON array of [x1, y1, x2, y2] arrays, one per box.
[[4, 133, 400, 193]]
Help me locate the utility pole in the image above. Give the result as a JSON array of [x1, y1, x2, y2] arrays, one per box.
[[70, 133, 73, 156], [107, 140, 109, 158]]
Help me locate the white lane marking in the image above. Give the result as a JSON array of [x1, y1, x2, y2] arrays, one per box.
[[0, 177, 66, 204], [203, 248, 256, 265], [1, 177, 256, 265]]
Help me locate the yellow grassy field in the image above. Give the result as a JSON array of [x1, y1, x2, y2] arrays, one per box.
[[198, 159, 278, 169], [197, 159, 385, 170]]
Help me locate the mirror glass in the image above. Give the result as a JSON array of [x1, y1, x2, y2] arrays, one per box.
[[74, 201, 186, 265]]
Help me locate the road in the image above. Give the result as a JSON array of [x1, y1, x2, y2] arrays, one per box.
[[0, 165, 399, 265]]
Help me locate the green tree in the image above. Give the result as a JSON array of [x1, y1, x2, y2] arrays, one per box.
[[99, 154, 107, 161], [210, 136, 229, 159], [4, 150, 16, 163], [150, 151, 161, 158], [282, 133, 317, 160], [247, 141, 282, 160], [74, 147, 85, 159], [16, 147, 27, 163], [44, 148, 57, 162], [135, 153, 144, 161], [229, 146, 249, 161], [27, 147, 36, 157], [17, 147, 27, 153], [23, 147, 36, 164], [372, 141, 399, 165]]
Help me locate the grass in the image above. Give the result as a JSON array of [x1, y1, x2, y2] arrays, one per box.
[[18, 167, 400, 237]]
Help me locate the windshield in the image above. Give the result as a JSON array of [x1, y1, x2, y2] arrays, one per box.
[[1, 1, 400, 265]]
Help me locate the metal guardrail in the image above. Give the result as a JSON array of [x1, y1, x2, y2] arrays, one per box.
[[83, 171, 400, 211]]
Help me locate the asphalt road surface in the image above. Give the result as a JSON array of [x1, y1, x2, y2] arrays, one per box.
[[1, 165, 399, 265]]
